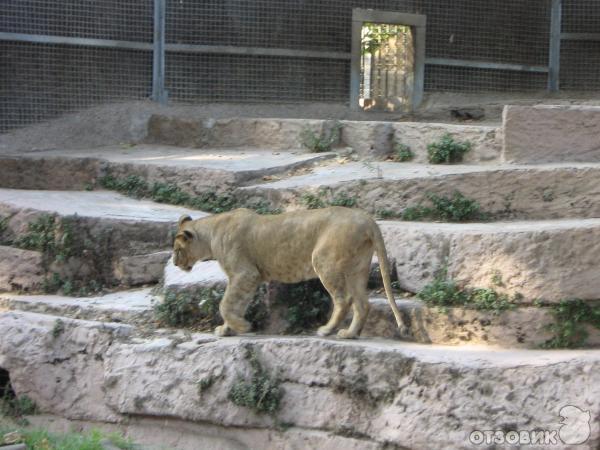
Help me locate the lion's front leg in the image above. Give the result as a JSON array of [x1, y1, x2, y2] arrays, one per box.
[[216, 272, 261, 337]]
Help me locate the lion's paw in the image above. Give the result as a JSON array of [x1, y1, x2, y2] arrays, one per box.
[[214, 325, 232, 337], [317, 326, 333, 337], [337, 328, 358, 339], [398, 324, 411, 339]]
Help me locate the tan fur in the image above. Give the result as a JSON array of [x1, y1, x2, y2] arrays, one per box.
[[173, 207, 407, 338]]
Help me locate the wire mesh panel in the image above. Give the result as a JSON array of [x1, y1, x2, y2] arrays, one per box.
[[0, 1, 153, 133], [0, 42, 153, 132], [165, 53, 348, 103], [560, 0, 600, 90], [0, 0, 153, 42]]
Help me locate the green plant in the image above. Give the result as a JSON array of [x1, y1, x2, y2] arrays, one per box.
[[401, 191, 487, 222], [197, 375, 218, 395], [155, 287, 268, 331], [301, 192, 327, 210], [13, 214, 58, 254], [188, 191, 238, 214], [392, 142, 414, 162], [229, 347, 282, 415], [300, 121, 342, 153], [244, 200, 282, 215], [0, 393, 37, 418], [52, 319, 65, 338], [154, 289, 221, 328], [375, 209, 399, 219], [151, 182, 191, 205], [427, 134, 472, 164], [99, 174, 149, 198], [542, 299, 600, 349], [418, 268, 516, 312], [329, 192, 358, 208], [275, 281, 331, 333], [0, 427, 135, 450]]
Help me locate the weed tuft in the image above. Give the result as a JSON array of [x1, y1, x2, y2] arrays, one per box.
[[418, 268, 516, 313], [542, 299, 600, 349], [229, 346, 282, 415], [300, 121, 342, 153], [427, 134, 472, 164], [392, 142, 414, 162], [402, 191, 488, 222]]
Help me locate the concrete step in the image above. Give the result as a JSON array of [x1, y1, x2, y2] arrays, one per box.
[[0, 145, 334, 191], [146, 115, 501, 161], [241, 160, 600, 220], [1, 310, 598, 450], [504, 105, 600, 163], [5, 277, 593, 349], [0, 189, 201, 292], [0, 288, 155, 326]]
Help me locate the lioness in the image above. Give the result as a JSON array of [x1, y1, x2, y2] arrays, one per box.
[[173, 207, 407, 339]]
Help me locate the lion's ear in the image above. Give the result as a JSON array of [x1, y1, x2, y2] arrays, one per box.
[[182, 230, 194, 240], [178, 215, 192, 228]]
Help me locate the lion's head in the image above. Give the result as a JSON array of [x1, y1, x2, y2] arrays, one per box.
[[173, 215, 213, 272]]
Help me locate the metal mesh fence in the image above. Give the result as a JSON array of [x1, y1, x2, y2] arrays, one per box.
[[0, 41, 153, 132], [560, 0, 600, 90], [0, 0, 153, 42], [0, 0, 598, 133], [166, 53, 349, 103]]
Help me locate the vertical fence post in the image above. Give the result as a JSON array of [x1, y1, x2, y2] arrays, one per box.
[[548, 0, 561, 91], [152, 0, 167, 104]]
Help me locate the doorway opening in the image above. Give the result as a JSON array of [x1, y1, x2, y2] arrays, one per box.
[[351, 10, 426, 112], [360, 23, 414, 111]]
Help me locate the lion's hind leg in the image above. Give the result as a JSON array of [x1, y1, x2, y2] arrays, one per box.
[[215, 272, 261, 337], [313, 258, 352, 337], [336, 269, 370, 339]]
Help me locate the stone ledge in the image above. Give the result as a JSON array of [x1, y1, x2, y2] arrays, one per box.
[[1, 311, 598, 450], [503, 105, 600, 163]]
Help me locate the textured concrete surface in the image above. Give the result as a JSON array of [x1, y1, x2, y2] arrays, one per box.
[[0, 189, 202, 222], [380, 219, 600, 303], [0, 246, 45, 292], [1, 311, 598, 450], [504, 105, 600, 163], [242, 162, 600, 221], [0, 289, 155, 325]]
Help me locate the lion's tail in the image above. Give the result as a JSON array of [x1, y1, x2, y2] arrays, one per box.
[[370, 222, 404, 329]]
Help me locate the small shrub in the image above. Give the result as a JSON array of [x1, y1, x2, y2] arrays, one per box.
[[301, 192, 326, 210], [197, 375, 218, 395], [52, 319, 65, 338], [542, 299, 600, 349], [13, 214, 57, 254], [427, 134, 472, 164], [329, 192, 358, 208], [0, 393, 37, 418], [276, 281, 331, 333], [99, 174, 149, 198], [418, 268, 516, 312], [0, 428, 136, 450], [151, 182, 191, 205], [300, 121, 342, 152], [401, 191, 487, 222], [188, 191, 238, 214], [245, 200, 282, 215], [229, 347, 282, 415], [375, 209, 399, 219], [392, 143, 414, 162], [154, 289, 221, 328], [155, 288, 268, 331]]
